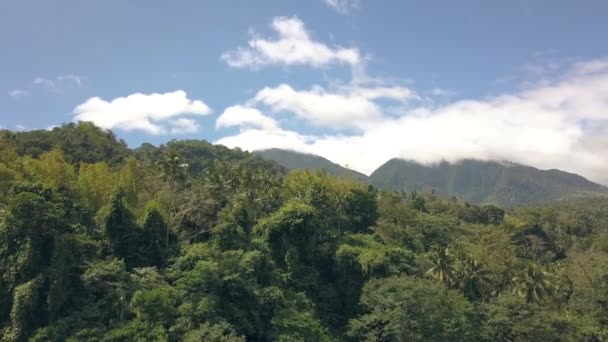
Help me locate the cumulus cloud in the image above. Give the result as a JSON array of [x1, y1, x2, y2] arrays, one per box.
[[73, 90, 211, 135], [221, 16, 360, 68], [216, 58, 608, 185], [251, 83, 416, 129], [8, 89, 29, 98], [216, 105, 278, 130], [323, 0, 358, 14]]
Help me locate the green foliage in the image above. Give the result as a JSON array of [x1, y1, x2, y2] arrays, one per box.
[[336, 233, 415, 277], [0, 122, 130, 165], [182, 321, 245, 342], [0, 184, 92, 341], [480, 294, 571, 341], [139, 207, 174, 267], [104, 192, 140, 268], [348, 276, 477, 341], [6, 276, 44, 341]]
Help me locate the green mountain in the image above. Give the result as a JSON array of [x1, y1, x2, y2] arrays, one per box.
[[369, 158, 608, 207], [254, 148, 368, 182]]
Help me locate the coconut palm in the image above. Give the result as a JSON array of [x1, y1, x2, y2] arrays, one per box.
[[512, 263, 554, 304], [454, 256, 493, 301], [426, 246, 456, 287]]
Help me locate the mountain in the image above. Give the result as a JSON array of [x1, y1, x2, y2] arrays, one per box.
[[254, 148, 368, 182], [369, 158, 608, 207]]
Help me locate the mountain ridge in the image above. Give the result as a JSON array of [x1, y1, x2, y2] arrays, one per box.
[[254, 148, 607, 207]]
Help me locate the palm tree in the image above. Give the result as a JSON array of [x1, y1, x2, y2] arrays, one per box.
[[157, 148, 187, 186], [426, 246, 456, 287], [512, 263, 553, 304], [454, 256, 493, 301]]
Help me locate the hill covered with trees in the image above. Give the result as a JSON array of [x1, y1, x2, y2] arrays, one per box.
[[1, 123, 608, 341], [254, 149, 368, 182]]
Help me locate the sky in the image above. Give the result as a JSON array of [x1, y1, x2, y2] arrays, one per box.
[[1, 0, 608, 184]]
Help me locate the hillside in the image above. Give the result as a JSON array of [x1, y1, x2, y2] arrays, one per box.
[[370, 158, 608, 207], [254, 148, 368, 182]]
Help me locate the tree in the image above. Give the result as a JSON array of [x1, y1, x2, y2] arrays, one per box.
[[254, 200, 320, 290], [0, 184, 90, 341], [426, 246, 457, 287], [512, 264, 554, 304], [77, 162, 116, 217], [481, 294, 562, 341], [104, 192, 140, 268], [139, 207, 173, 267], [23, 149, 76, 190], [348, 276, 476, 341], [454, 255, 494, 301]]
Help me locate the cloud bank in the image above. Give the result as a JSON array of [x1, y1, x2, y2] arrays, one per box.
[[73, 90, 211, 135]]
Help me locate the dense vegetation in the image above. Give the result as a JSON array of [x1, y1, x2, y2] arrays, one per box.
[[1, 123, 608, 341]]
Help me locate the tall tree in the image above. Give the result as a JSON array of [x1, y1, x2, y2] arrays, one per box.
[[104, 192, 139, 268]]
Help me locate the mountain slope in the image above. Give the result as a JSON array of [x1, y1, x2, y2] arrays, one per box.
[[370, 158, 608, 207], [254, 148, 368, 182]]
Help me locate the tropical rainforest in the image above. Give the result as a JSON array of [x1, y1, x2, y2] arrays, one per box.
[[1, 122, 608, 341]]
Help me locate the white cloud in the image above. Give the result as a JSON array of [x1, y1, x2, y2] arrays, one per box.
[[323, 0, 358, 14], [430, 88, 453, 97], [15, 124, 26, 131], [251, 83, 417, 129], [217, 127, 314, 153], [33, 74, 83, 89], [33, 77, 56, 88], [73, 90, 211, 135], [221, 16, 360, 68], [8, 89, 29, 98], [216, 58, 608, 185], [169, 118, 200, 134], [57, 74, 83, 87], [216, 105, 278, 130]]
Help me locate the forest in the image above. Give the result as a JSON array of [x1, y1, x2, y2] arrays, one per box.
[[1, 122, 608, 341]]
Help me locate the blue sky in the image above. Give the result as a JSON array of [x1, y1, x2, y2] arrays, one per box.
[[1, 0, 608, 183]]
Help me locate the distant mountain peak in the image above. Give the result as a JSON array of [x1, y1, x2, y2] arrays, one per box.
[[370, 158, 607, 207]]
